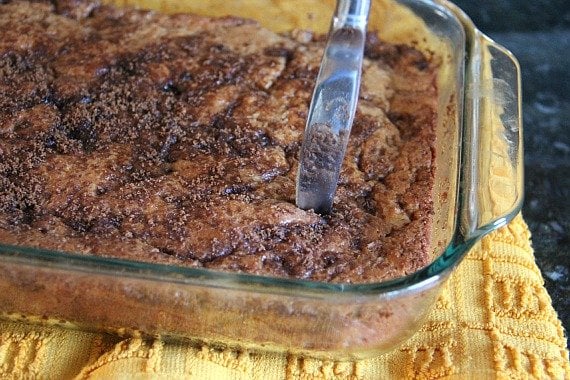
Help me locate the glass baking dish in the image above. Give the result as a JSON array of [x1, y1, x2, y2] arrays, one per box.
[[0, 0, 522, 359]]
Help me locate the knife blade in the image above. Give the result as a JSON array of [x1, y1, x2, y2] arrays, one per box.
[[296, 0, 370, 214]]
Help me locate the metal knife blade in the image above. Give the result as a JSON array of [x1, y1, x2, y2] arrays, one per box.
[[296, 0, 370, 214]]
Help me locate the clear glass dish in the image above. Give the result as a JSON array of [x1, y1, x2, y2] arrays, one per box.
[[0, 0, 522, 359]]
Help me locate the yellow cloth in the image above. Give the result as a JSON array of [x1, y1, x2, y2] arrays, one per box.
[[0, 214, 568, 379]]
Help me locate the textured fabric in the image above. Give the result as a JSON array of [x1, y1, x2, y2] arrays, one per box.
[[0, 214, 569, 379]]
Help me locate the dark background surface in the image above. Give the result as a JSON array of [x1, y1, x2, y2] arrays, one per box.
[[451, 0, 570, 342]]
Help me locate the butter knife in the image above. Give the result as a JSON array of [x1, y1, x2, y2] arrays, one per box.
[[296, 0, 370, 214]]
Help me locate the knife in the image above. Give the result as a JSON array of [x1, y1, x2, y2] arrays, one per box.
[[296, 0, 370, 214]]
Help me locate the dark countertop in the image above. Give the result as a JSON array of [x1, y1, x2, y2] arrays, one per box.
[[452, 0, 570, 342]]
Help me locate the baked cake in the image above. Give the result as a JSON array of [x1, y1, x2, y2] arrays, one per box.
[[0, 0, 438, 283]]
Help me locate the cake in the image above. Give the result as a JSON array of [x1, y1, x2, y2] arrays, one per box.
[[0, 0, 438, 283]]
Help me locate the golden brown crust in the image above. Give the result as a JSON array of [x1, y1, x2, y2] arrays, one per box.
[[0, 0, 438, 283]]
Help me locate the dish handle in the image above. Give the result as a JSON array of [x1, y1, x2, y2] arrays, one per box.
[[460, 32, 524, 240]]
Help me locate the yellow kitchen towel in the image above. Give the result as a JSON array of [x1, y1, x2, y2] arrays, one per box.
[[0, 214, 569, 379]]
